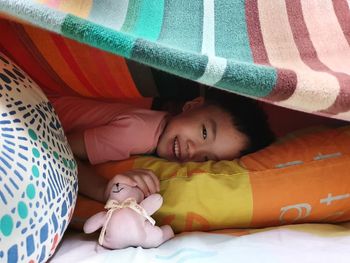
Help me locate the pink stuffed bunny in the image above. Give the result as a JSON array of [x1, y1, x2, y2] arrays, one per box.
[[83, 182, 174, 249]]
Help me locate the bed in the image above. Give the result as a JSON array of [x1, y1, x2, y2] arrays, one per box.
[[53, 224, 350, 263]]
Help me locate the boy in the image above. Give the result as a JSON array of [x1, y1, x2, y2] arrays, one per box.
[[52, 89, 274, 203]]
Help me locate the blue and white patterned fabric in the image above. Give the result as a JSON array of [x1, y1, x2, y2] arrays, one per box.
[[0, 53, 78, 263]]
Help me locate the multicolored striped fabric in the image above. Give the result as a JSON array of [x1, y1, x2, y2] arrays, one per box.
[[0, 17, 160, 104], [0, 0, 350, 120]]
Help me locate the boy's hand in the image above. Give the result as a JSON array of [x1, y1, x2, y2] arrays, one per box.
[[105, 169, 160, 200]]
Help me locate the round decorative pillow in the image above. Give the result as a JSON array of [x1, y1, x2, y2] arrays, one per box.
[[0, 53, 78, 263]]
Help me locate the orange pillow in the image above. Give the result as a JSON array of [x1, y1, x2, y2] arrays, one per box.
[[71, 126, 350, 232]]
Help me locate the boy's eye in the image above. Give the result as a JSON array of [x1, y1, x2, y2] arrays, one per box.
[[202, 125, 207, 140]]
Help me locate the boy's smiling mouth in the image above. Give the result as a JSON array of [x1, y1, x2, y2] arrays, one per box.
[[173, 136, 181, 160]]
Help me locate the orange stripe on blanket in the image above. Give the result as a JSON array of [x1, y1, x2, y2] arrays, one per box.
[[60, 36, 141, 98], [23, 25, 91, 97], [101, 52, 142, 98], [62, 37, 122, 98], [15, 24, 78, 96], [59, 0, 93, 18], [36, 0, 59, 8], [90, 49, 126, 98], [25, 22, 141, 99], [0, 20, 62, 95], [51, 34, 101, 97]]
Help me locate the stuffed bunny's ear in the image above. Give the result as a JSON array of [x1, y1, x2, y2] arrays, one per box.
[[83, 212, 106, 234]]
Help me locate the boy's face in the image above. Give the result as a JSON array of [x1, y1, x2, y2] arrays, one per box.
[[156, 97, 248, 162]]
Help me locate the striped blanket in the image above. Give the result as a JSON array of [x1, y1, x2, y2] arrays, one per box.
[[0, 0, 350, 120]]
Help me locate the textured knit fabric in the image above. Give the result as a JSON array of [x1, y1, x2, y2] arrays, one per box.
[[1, 1, 350, 121]]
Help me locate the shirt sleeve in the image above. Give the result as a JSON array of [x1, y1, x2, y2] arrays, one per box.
[[84, 113, 166, 165]]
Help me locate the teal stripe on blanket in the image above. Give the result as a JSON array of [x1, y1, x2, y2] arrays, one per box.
[[132, 0, 165, 41], [216, 61, 276, 97], [215, 0, 253, 61], [61, 15, 135, 58], [158, 0, 203, 52], [132, 39, 207, 80], [88, 0, 129, 30]]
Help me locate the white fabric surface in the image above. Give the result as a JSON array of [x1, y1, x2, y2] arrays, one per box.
[[51, 223, 350, 263]]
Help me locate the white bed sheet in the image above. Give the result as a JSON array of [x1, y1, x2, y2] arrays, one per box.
[[51, 223, 350, 263]]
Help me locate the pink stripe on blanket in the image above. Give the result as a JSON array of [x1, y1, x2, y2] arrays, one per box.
[[245, 0, 269, 65], [45, 0, 61, 8], [245, 0, 297, 102], [264, 69, 298, 102], [301, 1, 350, 74], [257, 0, 340, 113], [333, 0, 350, 47], [286, 0, 350, 115]]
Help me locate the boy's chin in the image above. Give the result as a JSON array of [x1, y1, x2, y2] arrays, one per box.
[[155, 148, 172, 161], [155, 148, 165, 159]]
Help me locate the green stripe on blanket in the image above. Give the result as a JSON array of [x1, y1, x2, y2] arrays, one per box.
[[132, 39, 207, 80], [61, 15, 136, 59], [216, 61, 277, 97], [215, 0, 253, 61], [120, 0, 142, 34], [158, 0, 203, 52]]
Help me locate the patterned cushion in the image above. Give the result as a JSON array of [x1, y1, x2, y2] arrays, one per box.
[[0, 53, 77, 263]]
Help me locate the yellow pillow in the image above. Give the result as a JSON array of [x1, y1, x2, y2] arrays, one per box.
[[71, 126, 350, 233]]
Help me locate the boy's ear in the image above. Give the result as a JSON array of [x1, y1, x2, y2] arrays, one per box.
[[182, 97, 205, 112]]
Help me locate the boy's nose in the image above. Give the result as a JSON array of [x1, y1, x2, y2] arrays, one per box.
[[187, 140, 205, 161], [186, 140, 196, 160]]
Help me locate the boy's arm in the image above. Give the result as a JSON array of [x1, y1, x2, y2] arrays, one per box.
[[75, 158, 108, 203], [67, 132, 88, 160], [67, 132, 108, 202]]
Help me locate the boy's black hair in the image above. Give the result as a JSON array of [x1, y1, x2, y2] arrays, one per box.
[[204, 88, 275, 155]]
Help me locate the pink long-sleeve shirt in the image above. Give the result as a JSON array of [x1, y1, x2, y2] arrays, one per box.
[[52, 96, 168, 165]]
